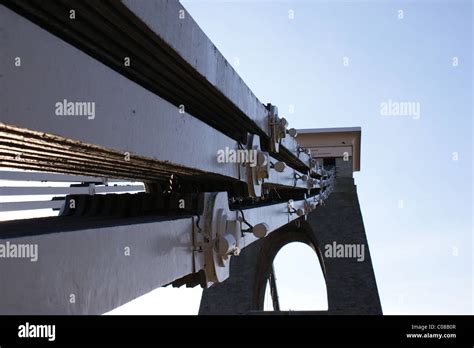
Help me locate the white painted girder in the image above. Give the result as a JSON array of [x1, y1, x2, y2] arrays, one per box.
[[0, 6, 309, 191], [0, 192, 323, 314]]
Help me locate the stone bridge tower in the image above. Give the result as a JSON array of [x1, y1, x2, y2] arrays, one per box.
[[199, 127, 382, 315]]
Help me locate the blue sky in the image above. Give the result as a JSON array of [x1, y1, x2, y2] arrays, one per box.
[[110, 0, 473, 314]]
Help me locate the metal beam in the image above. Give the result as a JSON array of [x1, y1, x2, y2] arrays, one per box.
[[0, 170, 124, 183], [0, 200, 64, 212], [0, 191, 322, 314], [0, 184, 144, 196], [0, 217, 195, 314], [0, 5, 243, 180], [269, 265, 280, 311], [1, 0, 310, 173], [0, 6, 310, 188]]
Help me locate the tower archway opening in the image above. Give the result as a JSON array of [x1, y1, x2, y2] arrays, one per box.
[[264, 242, 328, 311]]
